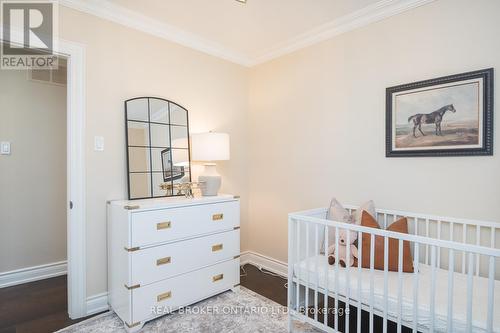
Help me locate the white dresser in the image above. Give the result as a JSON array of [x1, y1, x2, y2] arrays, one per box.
[[107, 195, 240, 332]]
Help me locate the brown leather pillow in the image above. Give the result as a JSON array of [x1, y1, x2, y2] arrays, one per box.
[[360, 211, 414, 273]]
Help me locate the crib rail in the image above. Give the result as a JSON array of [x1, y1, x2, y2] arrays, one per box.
[[287, 208, 500, 333]]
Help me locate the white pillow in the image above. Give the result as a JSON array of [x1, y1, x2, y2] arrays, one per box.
[[320, 198, 376, 254], [355, 200, 376, 225]]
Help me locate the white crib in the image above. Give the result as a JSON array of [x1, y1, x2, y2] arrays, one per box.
[[288, 206, 500, 333]]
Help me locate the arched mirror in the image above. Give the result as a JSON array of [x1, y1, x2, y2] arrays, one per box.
[[125, 97, 191, 199]]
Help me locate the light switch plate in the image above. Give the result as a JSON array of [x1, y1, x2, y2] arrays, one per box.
[[1, 142, 11, 155], [94, 136, 104, 151]]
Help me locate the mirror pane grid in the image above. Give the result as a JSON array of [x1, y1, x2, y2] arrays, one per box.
[[150, 98, 169, 124], [169, 103, 188, 126], [126, 97, 191, 200]]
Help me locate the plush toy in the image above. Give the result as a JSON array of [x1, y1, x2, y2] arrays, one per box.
[[327, 228, 359, 267]]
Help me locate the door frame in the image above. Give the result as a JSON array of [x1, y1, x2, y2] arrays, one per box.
[[0, 30, 87, 318], [61, 38, 87, 319]]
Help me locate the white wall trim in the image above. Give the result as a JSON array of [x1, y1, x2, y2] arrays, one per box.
[[0, 261, 67, 289], [59, 0, 435, 67], [59, 0, 253, 67], [86, 292, 109, 315], [240, 251, 288, 278], [252, 0, 436, 65], [58, 38, 87, 320]]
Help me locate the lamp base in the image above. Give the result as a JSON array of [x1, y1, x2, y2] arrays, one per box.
[[199, 164, 221, 196]]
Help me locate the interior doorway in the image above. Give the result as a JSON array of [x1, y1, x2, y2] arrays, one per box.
[[0, 35, 87, 323], [0, 53, 71, 330]]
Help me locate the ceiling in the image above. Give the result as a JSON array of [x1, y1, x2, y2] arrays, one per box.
[[62, 0, 434, 66], [108, 0, 379, 60]]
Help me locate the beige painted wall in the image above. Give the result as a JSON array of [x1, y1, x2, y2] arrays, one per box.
[[0, 69, 67, 272], [57, 6, 249, 297], [247, 0, 500, 263], [4, 0, 497, 299]]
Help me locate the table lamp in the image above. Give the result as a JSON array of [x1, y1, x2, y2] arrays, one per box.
[[191, 132, 230, 196]]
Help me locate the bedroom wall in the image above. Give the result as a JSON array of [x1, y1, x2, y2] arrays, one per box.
[[58, 6, 250, 297], [247, 0, 500, 263], [0, 69, 67, 273]]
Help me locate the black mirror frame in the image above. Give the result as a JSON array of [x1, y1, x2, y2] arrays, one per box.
[[125, 97, 192, 200]]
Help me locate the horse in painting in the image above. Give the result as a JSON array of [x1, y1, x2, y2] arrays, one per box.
[[408, 104, 456, 137]]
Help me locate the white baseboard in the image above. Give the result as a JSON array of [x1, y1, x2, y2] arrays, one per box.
[[0, 261, 67, 288], [240, 251, 288, 278], [86, 292, 109, 315]]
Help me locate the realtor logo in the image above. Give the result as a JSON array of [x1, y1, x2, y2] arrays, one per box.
[[1, 0, 58, 69]]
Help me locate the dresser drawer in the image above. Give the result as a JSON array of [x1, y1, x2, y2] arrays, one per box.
[[132, 258, 239, 323], [130, 229, 240, 286], [130, 200, 239, 247]]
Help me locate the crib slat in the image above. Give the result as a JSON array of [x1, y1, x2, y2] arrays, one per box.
[[334, 227, 339, 332], [437, 221, 441, 268], [324, 226, 329, 327], [384, 214, 388, 229], [305, 225, 310, 313], [425, 219, 430, 265], [287, 218, 294, 332], [450, 222, 454, 242], [370, 234, 375, 333], [466, 252, 474, 332], [357, 231, 362, 333], [487, 256, 495, 333], [397, 239, 403, 333], [345, 230, 350, 333], [476, 226, 480, 276], [447, 248, 454, 332], [462, 224, 467, 274], [491, 227, 495, 248], [415, 217, 418, 236], [430, 245, 436, 333], [314, 224, 319, 322], [412, 242, 419, 333], [383, 236, 389, 333], [296, 220, 300, 313]]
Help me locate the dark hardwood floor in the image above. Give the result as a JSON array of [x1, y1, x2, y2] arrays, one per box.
[[240, 263, 288, 306], [0, 264, 412, 333], [0, 275, 99, 333]]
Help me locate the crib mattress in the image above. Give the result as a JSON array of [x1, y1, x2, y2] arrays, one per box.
[[293, 255, 500, 333]]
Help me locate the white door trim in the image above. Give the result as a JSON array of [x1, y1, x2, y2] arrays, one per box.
[[1, 27, 87, 318], [59, 38, 87, 319]]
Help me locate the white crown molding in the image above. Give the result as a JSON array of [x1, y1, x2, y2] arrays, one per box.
[[59, 0, 254, 66], [59, 0, 435, 67], [0, 261, 67, 288], [250, 0, 437, 66]]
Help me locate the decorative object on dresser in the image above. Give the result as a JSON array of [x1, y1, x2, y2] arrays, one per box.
[[125, 97, 192, 200], [107, 195, 240, 332], [386, 68, 493, 157], [191, 132, 230, 196]]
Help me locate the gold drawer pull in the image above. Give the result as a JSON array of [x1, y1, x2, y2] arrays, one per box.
[[157, 221, 171, 230], [156, 256, 171, 266], [212, 244, 223, 252], [212, 213, 224, 221], [157, 291, 172, 302], [212, 273, 224, 282]]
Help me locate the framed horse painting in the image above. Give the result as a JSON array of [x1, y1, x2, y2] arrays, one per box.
[[386, 68, 493, 157]]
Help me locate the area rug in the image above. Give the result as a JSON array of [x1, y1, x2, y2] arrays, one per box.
[[56, 287, 319, 333]]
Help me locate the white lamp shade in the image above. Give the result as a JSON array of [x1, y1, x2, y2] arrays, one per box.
[[191, 132, 230, 161]]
